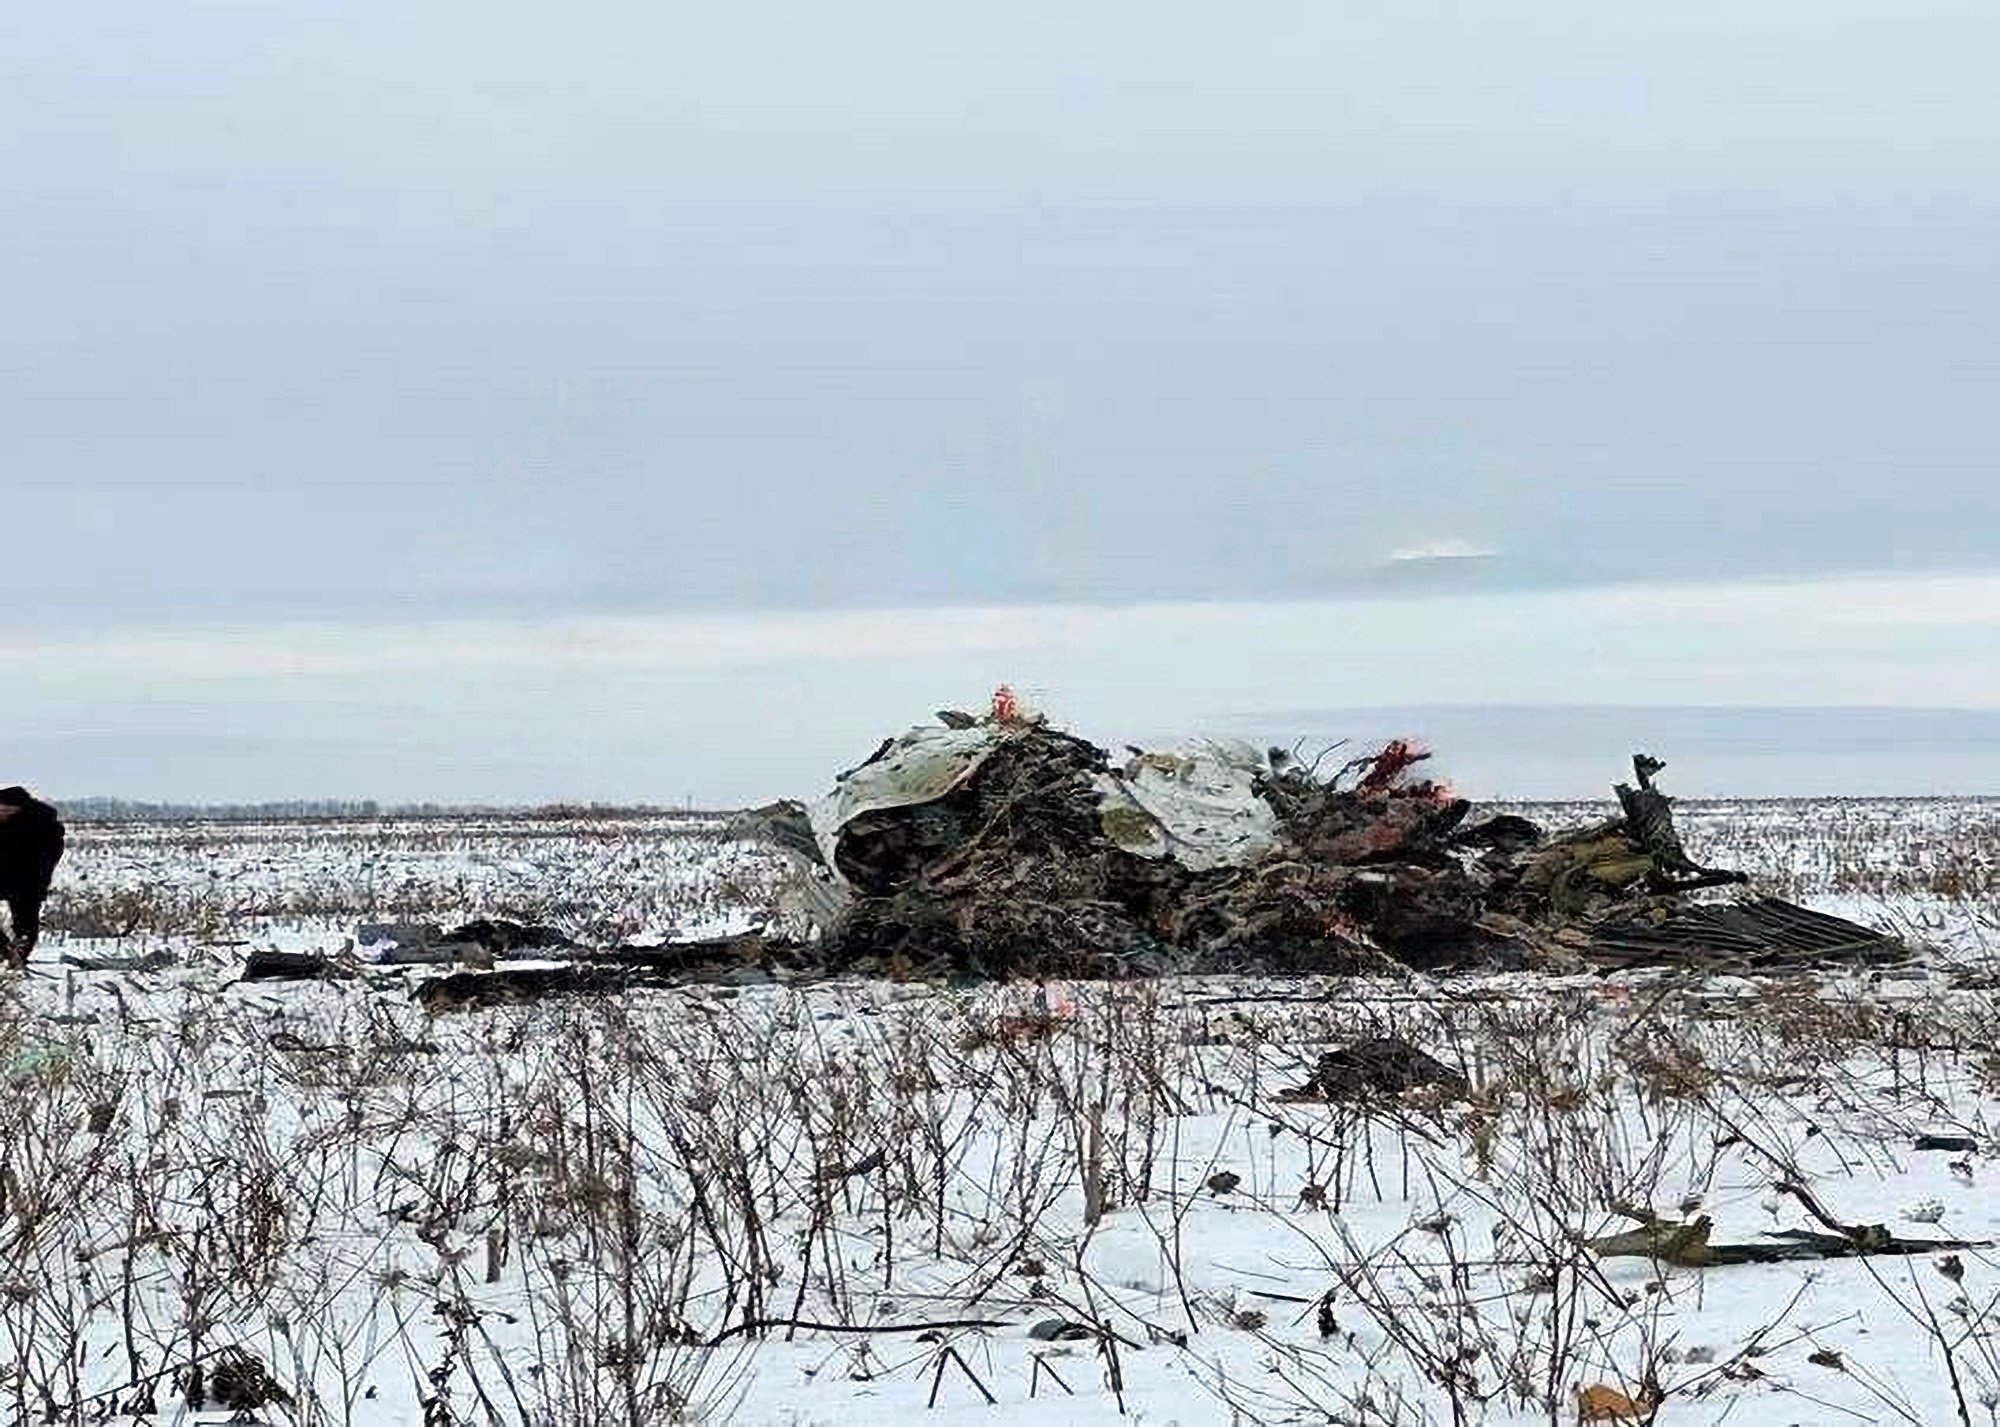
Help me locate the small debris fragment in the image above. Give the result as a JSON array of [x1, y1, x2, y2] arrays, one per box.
[[1315, 1297, 1338, 1339], [1914, 1133, 1978, 1153], [240, 949, 344, 982], [1027, 1318, 1094, 1342], [1904, 1198, 1946, 1225], [1588, 1201, 1991, 1266], [1575, 1383, 1655, 1422], [186, 1349, 293, 1414], [1304, 1037, 1471, 1101]]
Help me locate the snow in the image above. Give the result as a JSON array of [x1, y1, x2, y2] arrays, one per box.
[[2, 800, 1998, 1424]]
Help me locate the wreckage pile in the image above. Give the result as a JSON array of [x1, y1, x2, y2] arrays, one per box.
[[738, 705, 1905, 982], [233, 707, 1905, 1006]]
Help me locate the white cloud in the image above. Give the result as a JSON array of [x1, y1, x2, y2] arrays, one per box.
[[0, 606, 1059, 682], [6, 570, 2000, 802], [1385, 539, 1498, 564]]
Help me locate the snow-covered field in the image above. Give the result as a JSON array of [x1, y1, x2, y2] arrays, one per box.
[[4, 800, 1998, 1425]]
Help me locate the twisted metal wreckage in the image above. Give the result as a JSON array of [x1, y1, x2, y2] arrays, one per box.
[[729, 708, 1900, 981], [263, 699, 1906, 1009]]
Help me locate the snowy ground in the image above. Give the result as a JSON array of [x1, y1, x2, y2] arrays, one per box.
[[3, 800, 1998, 1425]]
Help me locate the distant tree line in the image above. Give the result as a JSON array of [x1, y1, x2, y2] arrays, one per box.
[[61, 797, 385, 823], [58, 797, 717, 824]]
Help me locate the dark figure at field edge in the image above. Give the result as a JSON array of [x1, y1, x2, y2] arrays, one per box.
[[0, 786, 65, 967]]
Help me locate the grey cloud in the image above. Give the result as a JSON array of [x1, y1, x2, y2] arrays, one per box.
[[5, 2, 1999, 635]]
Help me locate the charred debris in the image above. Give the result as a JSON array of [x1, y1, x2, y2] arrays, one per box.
[[207, 705, 1904, 1007], [726, 709, 1900, 984]]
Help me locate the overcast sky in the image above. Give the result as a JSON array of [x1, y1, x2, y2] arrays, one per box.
[[5, 2, 1997, 799]]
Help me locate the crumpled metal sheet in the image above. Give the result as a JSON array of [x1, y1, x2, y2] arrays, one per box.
[[1092, 740, 1280, 871], [808, 723, 1016, 880], [808, 723, 1281, 891]]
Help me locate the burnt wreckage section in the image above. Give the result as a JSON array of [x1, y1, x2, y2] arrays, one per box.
[[239, 722, 1903, 1008], [737, 722, 1901, 982]]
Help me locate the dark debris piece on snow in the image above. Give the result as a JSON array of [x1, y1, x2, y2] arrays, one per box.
[[240, 949, 345, 982], [1304, 1036, 1472, 1101], [1581, 898, 1906, 972], [412, 934, 800, 1011], [438, 918, 573, 954]]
